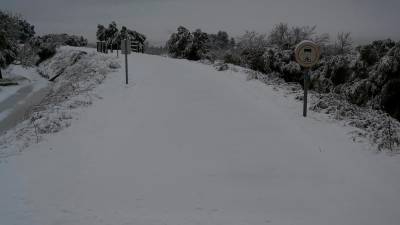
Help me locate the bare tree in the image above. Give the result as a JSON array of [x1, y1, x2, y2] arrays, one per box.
[[268, 23, 317, 49], [237, 31, 267, 50], [291, 25, 316, 46], [268, 23, 291, 49], [313, 33, 330, 46], [336, 32, 353, 54]]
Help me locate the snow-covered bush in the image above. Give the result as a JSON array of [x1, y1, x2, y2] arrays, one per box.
[[0, 31, 18, 71], [21, 37, 57, 66], [262, 48, 302, 82], [36, 43, 57, 65], [38, 34, 88, 47], [207, 31, 235, 60], [167, 26, 216, 61], [0, 11, 35, 44], [323, 55, 353, 86], [358, 39, 395, 66], [381, 79, 400, 120], [185, 29, 209, 60], [166, 26, 193, 59], [97, 22, 147, 52], [281, 61, 302, 82], [0, 10, 34, 77], [223, 50, 241, 65], [240, 47, 266, 72], [207, 31, 232, 50]]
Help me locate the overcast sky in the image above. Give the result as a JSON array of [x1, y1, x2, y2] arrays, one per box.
[[3, 0, 400, 45]]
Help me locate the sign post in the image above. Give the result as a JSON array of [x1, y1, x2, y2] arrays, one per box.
[[121, 39, 131, 84], [303, 69, 310, 117], [295, 40, 320, 117], [125, 39, 128, 84]]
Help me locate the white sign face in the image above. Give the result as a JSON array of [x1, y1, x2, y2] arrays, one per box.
[[121, 39, 131, 54], [295, 40, 320, 68]]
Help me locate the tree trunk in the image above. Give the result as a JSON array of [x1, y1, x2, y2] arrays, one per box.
[[0, 68, 3, 80]]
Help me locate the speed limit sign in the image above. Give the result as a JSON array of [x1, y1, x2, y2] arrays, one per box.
[[295, 40, 320, 117], [295, 40, 320, 68]]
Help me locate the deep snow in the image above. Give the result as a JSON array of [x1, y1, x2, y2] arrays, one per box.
[[1, 50, 400, 225]]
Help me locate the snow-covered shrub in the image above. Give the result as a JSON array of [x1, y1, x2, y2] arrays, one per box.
[[343, 79, 377, 106], [310, 69, 333, 93], [97, 22, 146, 52], [207, 31, 231, 50], [36, 43, 57, 65], [0, 32, 18, 69], [18, 33, 87, 66], [262, 47, 302, 82], [372, 55, 398, 88], [322, 55, 353, 86], [185, 29, 209, 61], [380, 79, 400, 120], [0, 11, 35, 44], [0, 11, 34, 77], [223, 50, 241, 65], [38, 34, 88, 47], [24, 37, 57, 66], [281, 61, 302, 82], [310, 92, 400, 152], [263, 47, 277, 73], [359, 44, 379, 66], [166, 26, 193, 59], [167, 26, 211, 61], [206, 31, 235, 61], [240, 47, 266, 72], [358, 39, 395, 66]]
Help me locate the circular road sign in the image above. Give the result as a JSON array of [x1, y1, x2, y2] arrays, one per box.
[[295, 40, 320, 68]]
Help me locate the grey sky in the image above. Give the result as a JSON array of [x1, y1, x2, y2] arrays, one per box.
[[3, 0, 400, 45]]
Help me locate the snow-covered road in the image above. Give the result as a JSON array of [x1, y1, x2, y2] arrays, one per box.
[[1, 52, 400, 225], [0, 65, 49, 133]]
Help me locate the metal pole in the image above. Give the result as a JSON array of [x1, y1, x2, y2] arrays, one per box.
[[125, 39, 128, 85], [303, 69, 309, 117]]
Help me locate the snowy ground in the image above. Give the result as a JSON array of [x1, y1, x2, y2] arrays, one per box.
[[1, 50, 400, 225], [0, 65, 49, 129]]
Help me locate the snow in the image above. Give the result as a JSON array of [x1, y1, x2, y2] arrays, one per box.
[[0, 65, 49, 130], [0, 65, 48, 102], [0, 109, 12, 121], [0, 46, 118, 157], [1, 50, 400, 225]]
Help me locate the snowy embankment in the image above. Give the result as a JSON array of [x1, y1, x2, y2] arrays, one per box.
[[1, 50, 400, 225], [211, 61, 400, 152], [0, 46, 119, 157]]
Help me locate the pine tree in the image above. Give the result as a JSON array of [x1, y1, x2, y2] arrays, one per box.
[[186, 29, 209, 60], [166, 26, 192, 58], [96, 25, 106, 41]]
